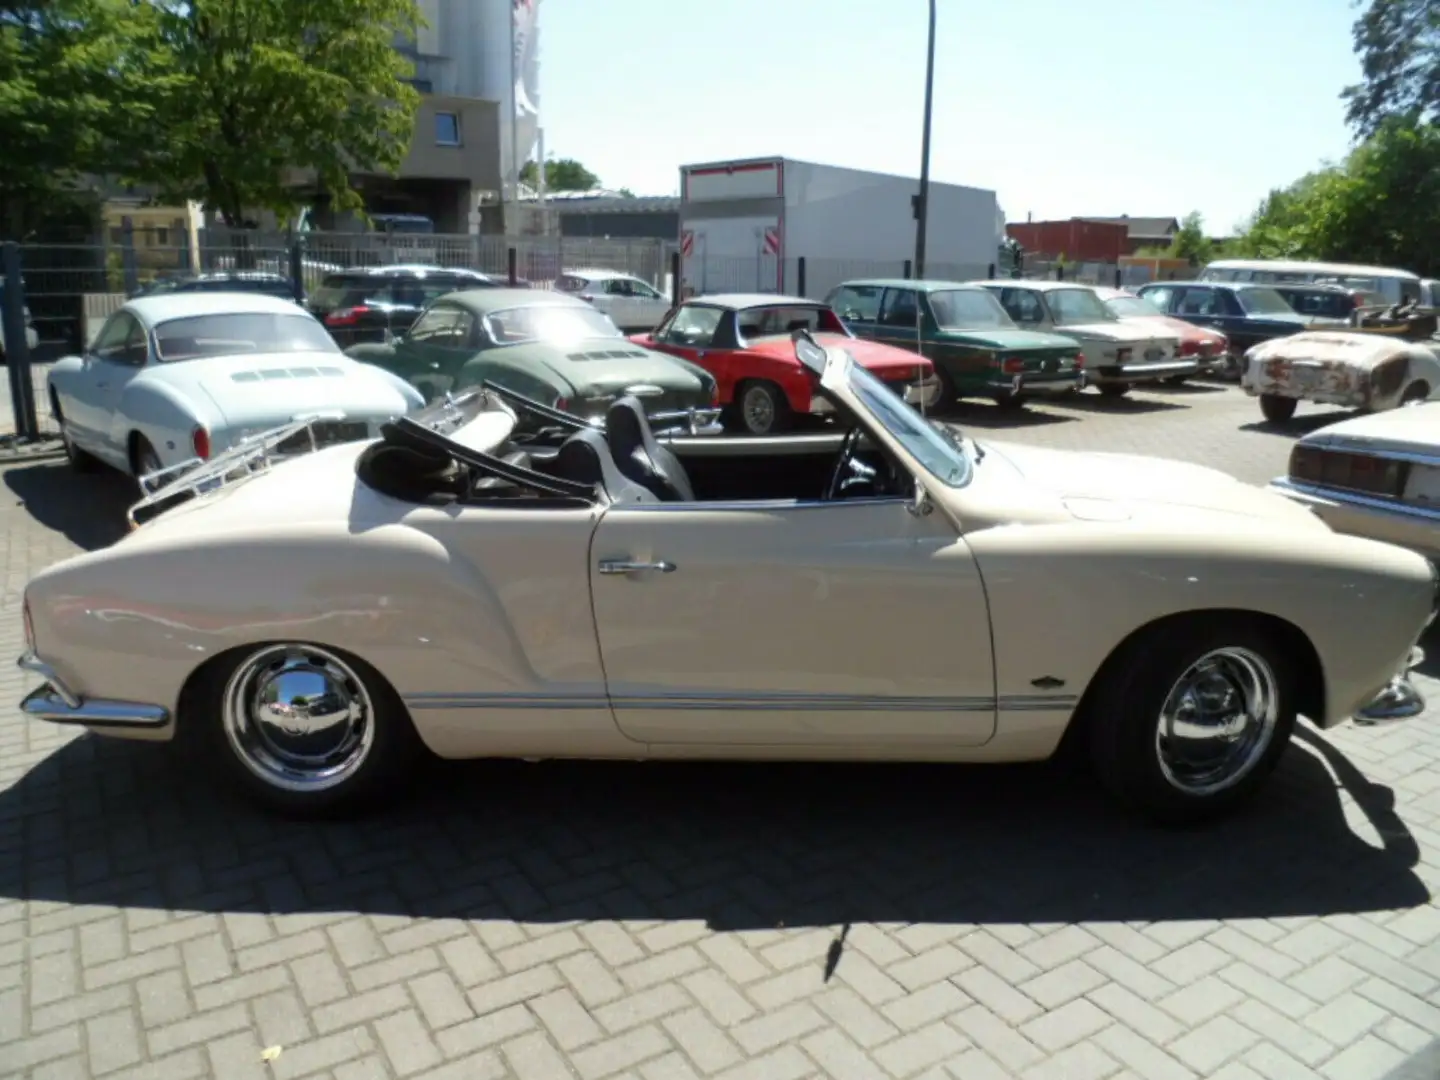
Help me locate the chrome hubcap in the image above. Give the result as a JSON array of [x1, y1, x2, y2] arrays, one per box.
[[221, 644, 374, 792], [742, 386, 775, 433], [1155, 646, 1279, 796]]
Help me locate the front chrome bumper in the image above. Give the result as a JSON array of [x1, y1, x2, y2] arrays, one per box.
[[17, 651, 169, 728]]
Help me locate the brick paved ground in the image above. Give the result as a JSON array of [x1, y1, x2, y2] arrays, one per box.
[[5, 380, 1440, 1080]]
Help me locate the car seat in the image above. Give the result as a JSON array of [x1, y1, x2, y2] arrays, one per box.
[[604, 396, 695, 501]]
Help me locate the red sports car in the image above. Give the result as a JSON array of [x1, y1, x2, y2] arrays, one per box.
[[631, 293, 941, 434]]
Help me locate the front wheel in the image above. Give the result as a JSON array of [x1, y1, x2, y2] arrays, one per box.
[[992, 392, 1027, 410], [1096, 382, 1131, 398], [1260, 394, 1298, 423], [1088, 618, 1296, 824], [195, 643, 425, 817], [1163, 374, 1189, 386]]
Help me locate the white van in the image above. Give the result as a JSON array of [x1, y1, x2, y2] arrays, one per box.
[[1198, 259, 1421, 306]]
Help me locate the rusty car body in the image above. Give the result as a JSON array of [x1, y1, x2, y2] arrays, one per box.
[[1241, 307, 1440, 423]]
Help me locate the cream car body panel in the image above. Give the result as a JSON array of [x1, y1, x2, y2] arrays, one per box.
[[19, 344, 1436, 771]]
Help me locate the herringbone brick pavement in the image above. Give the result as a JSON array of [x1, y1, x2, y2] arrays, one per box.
[[4, 382, 1440, 1079]]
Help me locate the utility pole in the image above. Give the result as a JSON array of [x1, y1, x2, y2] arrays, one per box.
[[913, 0, 937, 280]]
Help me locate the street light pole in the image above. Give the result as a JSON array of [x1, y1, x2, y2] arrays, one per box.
[[913, 0, 937, 280]]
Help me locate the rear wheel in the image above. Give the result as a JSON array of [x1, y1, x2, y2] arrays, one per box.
[[992, 392, 1027, 410], [194, 642, 424, 817], [1097, 382, 1131, 398], [1088, 617, 1297, 824], [1163, 374, 1189, 386], [1260, 394, 1297, 423], [130, 434, 163, 492], [730, 380, 791, 436], [1401, 382, 1430, 406]]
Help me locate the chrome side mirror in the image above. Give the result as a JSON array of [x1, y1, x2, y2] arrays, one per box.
[[907, 479, 933, 518]]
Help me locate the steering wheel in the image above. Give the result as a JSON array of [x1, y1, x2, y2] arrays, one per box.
[[825, 426, 898, 501]]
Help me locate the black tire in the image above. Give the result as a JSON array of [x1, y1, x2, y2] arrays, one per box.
[[932, 365, 959, 408], [191, 642, 425, 818], [1097, 382, 1131, 398], [730, 380, 791, 435], [1087, 616, 1297, 825], [1163, 374, 1189, 386], [1401, 382, 1430, 406], [1260, 394, 1298, 423], [53, 396, 100, 473], [992, 392, 1027, 410]]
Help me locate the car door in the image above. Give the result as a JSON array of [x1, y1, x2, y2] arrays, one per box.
[[600, 277, 638, 329], [645, 304, 732, 395], [625, 278, 672, 331], [589, 495, 996, 747], [992, 286, 1052, 332], [67, 311, 148, 464], [386, 303, 478, 402], [1173, 286, 1222, 331], [828, 284, 884, 339], [872, 287, 923, 350]]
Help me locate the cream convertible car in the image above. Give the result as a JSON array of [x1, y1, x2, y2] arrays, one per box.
[[17, 333, 1437, 824]]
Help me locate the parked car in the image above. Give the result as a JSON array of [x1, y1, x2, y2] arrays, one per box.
[[553, 269, 672, 332], [1135, 282, 1309, 378], [632, 293, 940, 434], [1269, 283, 1374, 327], [1093, 286, 1227, 383], [135, 271, 299, 302], [975, 281, 1192, 395], [826, 279, 1085, 409], [345, 289, 720, 432], [1270, 399, 1440, 564], [18, 333, 1436, 825], [46, 293, 423, 482], [1198, 258, 1422, 307], [0, 281, 40, 359], [307, 265, 505, 348], [1241, 306, 1440, 422]]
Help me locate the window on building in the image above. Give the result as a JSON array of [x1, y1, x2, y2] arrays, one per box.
[[435, 112, 461, 146]]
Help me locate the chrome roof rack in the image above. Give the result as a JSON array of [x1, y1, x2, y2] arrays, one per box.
[[125, 410, 348, 530]]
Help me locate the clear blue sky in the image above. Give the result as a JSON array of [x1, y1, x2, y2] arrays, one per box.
[[536, 0, 1363, 234]]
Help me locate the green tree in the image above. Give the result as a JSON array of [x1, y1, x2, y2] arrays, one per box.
[[520, 157, 601, 192], [0, 0, 171, 234], [137, 0, 423, 226], [1169, 211, 1211, 264], [1232, 118, 1440, 275], [1342, 0, 1440, 136]]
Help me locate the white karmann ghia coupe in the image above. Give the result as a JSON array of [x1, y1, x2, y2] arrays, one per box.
[[18, 332, 1437, 824]]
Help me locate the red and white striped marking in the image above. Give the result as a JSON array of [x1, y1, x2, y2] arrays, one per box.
[[680, 230, 694, 257], [762, 226, 781, 256]]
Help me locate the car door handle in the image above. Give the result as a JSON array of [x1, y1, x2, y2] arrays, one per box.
[[598, 559, 677, 575]]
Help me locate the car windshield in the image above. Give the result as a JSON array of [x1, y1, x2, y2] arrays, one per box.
[[845, 355, 971, 488], [928, 289, 1015, 330], [485, 304, 622, 345], [1105, 295, 1164, 318], [153, 312, 340, 362], [1237, 288, 1296, 316], [737, 305, 847, 338], [1046, 288, 1114, 325], [1280, 290, 1353, 319]]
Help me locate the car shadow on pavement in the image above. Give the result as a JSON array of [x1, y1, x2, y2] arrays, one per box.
[[0, 723, 1425, 933], [1047, 392, 1188, 415], [1146, 380, 1228, 395], [932, 401, 1076, 429], [4, 461, 133, 552], [1239, 409, 1361, 438]]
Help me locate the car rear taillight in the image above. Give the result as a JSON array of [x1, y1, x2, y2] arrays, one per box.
[[324, 305, 372, 326], [1179, 339, 1199, 356], [192, 426, 211, 461], [1073, 353, 1085, 369], [1001, 357, 1025, 374], [555, 397, 569, 412]]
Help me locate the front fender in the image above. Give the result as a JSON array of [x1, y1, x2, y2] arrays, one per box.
[[964, 520, 1434, 729]]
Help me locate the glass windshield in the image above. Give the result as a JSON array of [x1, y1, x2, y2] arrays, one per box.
[[1236, 287, 1296, 316], [1047, 288, 1115, 325], [486, 304, 621, 345], [736, 305, 847, 338], [845, 357, 971, 488], [153, 312, 339, 362], [1105, 295, 1164, 318], [928, 289, 1015, 330]]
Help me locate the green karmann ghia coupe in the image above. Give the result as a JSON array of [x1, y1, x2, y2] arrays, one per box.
[[826, 279, 1087, 409], [345, 288, 721, 432]]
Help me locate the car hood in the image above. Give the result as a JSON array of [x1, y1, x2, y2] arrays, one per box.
[[981, 440, 1328, 530], [1249, 331, 1410, 370], [1054, 320, 1175, 344], [748, 334, 927, 375], [529, 339, 709, 398], [186, 352, 414, 429], [936, 327, 1079, 351], [1299, 400, 1440, 456]]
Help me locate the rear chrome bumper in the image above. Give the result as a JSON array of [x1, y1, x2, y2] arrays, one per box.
[[1094, 359, 1202, 383], [17, 651, 169, 728]]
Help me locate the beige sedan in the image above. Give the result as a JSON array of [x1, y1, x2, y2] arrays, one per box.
[[17, 336, 1437, 825]]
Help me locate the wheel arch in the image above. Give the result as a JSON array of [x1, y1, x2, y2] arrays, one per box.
[[1056, 607, 1324, 756]]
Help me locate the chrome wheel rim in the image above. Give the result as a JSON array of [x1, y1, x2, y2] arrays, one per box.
[[742, 386, 775, 433], [1155, 646, 1279, 796], [221, 644, 375, 793]]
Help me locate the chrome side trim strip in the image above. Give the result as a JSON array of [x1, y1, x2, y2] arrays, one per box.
[[1269, 477, 1440, 523], [21, 685, 170, 727], [402, 690, 1078, 713]]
